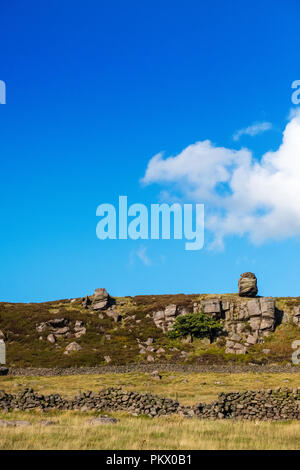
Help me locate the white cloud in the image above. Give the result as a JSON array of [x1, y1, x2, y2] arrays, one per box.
[[233, 121, 272, 141], [141, 110, 300, 248], [130, 246, 151, 266]]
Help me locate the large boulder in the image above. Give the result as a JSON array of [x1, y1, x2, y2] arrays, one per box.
[[238, 272, 258, 297], [92, 288, 111, 310]]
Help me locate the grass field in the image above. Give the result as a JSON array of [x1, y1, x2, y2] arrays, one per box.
[[0, 410, 300, 450], [1, 371, 300, 404], [1, 371, 300, 449]]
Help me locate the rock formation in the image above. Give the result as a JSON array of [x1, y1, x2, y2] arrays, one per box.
[[238, 272, 258, 297], [152, 293, 276, 354]]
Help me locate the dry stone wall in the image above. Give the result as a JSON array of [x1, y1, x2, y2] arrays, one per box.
[[1, 387, 300, 421]]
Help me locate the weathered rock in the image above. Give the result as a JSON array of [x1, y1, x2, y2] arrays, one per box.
[[53, 327, 70, 335], [238, 272, 258, 297], [64, 342, 82, 354], [262, 349, 271, 355], [145, 337, 154, 346], [74, 321, 86, 338], [88, 415, 119, 425], [230, 333, 242, 342], [75, 328, 86, 338], [94, 288, 109, 299], [247, 298, 261, 317], [156, 347, 165, 354], [260, 297, 275, 317], [47, 318, 69, 328], [221, 301, 230, 311], [203, 299, 221, 316], [164, 304, 177, 317], [293, 306, 300, 326], [182, 334, 193, 344], [150, 370, 162, 381], [93, 300, 109, 310], [82, 295, 91, 308], [36, 322, 47, 333], [105, 310, 121, 322], [0, 420, 32, 427], [92, 288, 111, 310], [260, 318, 275, 330], [47, 334, 56, 344], [246, 334, 257, 345]]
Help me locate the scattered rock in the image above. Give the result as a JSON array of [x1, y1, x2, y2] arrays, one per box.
[[105, 310, 121, 322], [40, 420, 56, 426], [88, 415, 120, 425], [47, 318, 69, 328], [0, 420, 32, 427], [74, 321, 86, 338], [64, 342, 82, 354], [156, 347, 165, 355], [262, 349, 271, 355], [145, 337, 154, 346], [36, 322, 47, 333], [47, 334, 56, 344], [199, 337, 210, 346], [181, 334, 193, 344], [82, 295, 91, 308], [150, 370, 162, 381]]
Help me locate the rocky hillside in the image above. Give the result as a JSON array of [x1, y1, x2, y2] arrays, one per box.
[[1, 275, 300, 368]]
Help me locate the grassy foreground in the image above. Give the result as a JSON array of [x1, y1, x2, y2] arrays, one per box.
[[0, 410, 300, 450], [1, 371, 300, 449]]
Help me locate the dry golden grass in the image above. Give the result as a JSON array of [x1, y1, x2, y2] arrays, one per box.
[[0, 410, 300, 450], [1, 371, 300, 404], [1, 373, 300, 450]]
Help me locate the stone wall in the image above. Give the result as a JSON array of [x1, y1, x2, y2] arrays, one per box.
[[1, 386, 300, 421]]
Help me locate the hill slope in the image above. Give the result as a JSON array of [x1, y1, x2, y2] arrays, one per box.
[[1, 292, 300, 368]]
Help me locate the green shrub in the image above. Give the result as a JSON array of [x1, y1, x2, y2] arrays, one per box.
[[168, 312, 222, 341]]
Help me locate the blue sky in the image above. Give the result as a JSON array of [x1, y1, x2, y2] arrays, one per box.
[[1, 0, 300, 302]]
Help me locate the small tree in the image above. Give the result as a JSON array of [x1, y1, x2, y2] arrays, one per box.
[[168, 312, 222, 342]]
